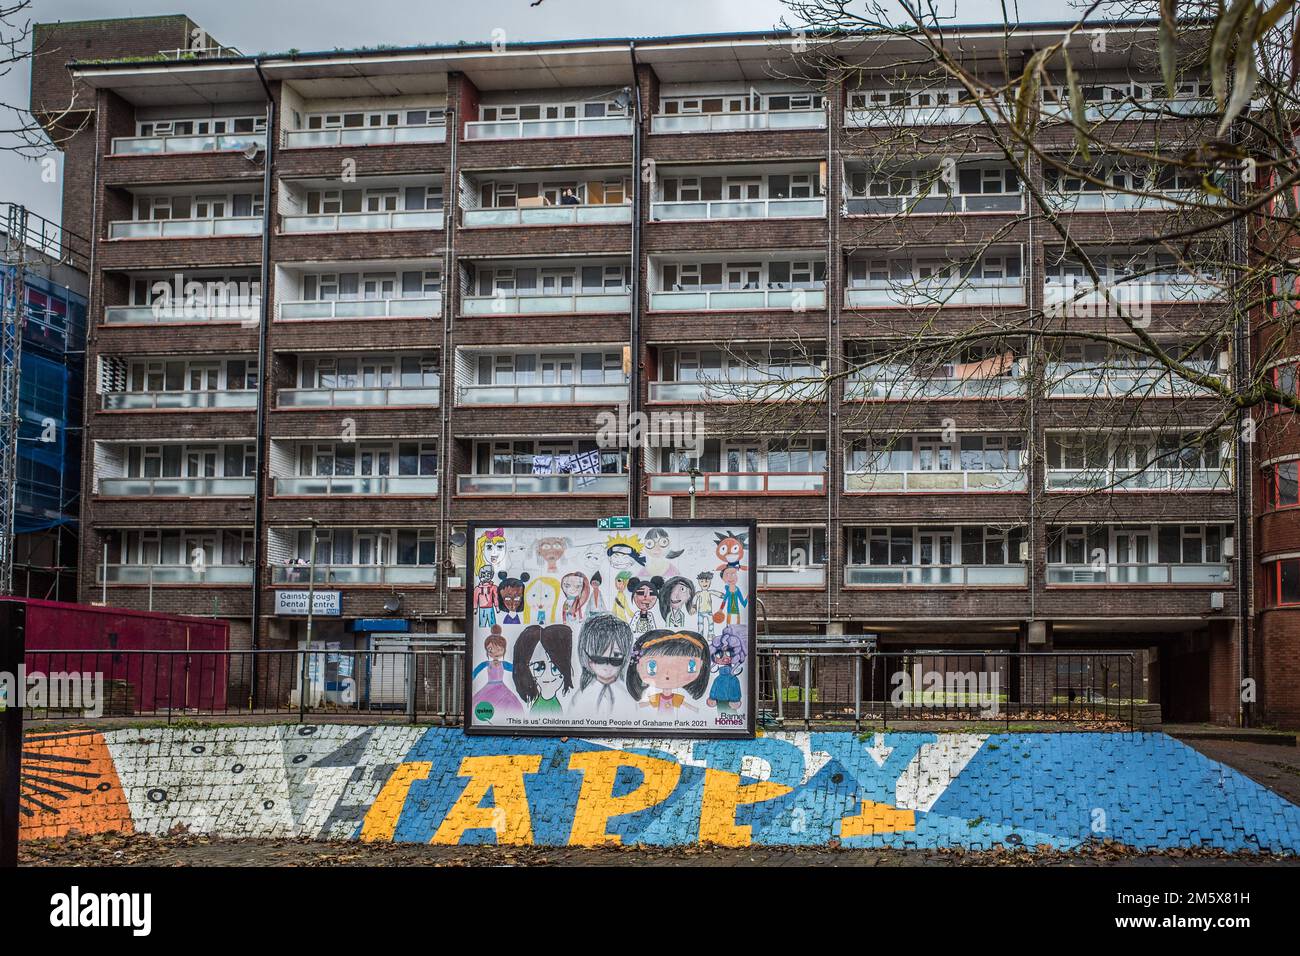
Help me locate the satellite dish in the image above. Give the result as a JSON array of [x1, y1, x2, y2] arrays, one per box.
[[241, 140, 262, 161], [449, 531, 467, 548], [383, 594, 403, 613]]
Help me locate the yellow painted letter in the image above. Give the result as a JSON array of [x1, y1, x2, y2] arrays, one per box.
[[699, 768, 792, 846], [431, 754, 542, 845], [568, 750, 682, 846]]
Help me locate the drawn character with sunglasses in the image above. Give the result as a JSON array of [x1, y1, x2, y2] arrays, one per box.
[[571, 613, 636, 718]]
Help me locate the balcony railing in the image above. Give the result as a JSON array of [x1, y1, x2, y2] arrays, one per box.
[[277, 385, 440, 408], [98, 477, 255, 497], [1039, 99, 1215, 123], [845, 469, 1026, 492], [650, 288, 826, 311], [756, 565, 826, 588], [283, 125, 446, 148], [460, 291, 631, 316], [648, 378, 826, 402], [272, 565, 437, 585], [845, 280, 1025, 308], [1045, 277, 1225, 307], [102, 390, 258, 410], [845, 372, 1025, 400], [651, 198, 826, 220], [457, 382, 628, 405], [100, 564, 253, 585], [110, 132, 266, 155], [651, 111, 826, 133], [1045, 468, 1232, 491], [464, 116, 633, 140], [844, 564, 1027, 586], [845, 193, 1023, 215], [1044, 190, 1202, 212], [846, 104, 996, 127], [1044, 362, 1219, 398], [280, 210, 443, 233], [1047, 563, 1229, 584], [648, 472, 825, 494], [457, 474, 629, 495], [274, 475, 438, 496], [277, 296, 441, 320], [104, 302, 260, 324], [463, 204, 632, 227], [108, 217, 262, 239]]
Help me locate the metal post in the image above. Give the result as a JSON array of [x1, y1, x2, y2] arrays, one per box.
[[300, 518, 318, 722], [802, 654, 811, 729], [688, 468, 698, 519], [774, 651, 784, 724], [101, 538, 108, 605], [853, 650, 862, 731], [0, 599, 25, 867]]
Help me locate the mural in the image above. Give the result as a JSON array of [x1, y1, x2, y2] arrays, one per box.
[[466, 522, 757, 737], [18, 727, 1300, 855]]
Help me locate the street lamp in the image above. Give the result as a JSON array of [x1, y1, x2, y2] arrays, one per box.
[[688, 467, 702, 519]]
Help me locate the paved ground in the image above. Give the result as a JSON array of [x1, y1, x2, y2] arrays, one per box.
[[1181, 738, 1300, 806]]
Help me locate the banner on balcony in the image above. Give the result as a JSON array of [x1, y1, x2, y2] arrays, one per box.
[[465, 520, 757, 738]]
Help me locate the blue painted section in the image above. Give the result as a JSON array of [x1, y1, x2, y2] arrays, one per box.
[[379, 729, 1300, 851]]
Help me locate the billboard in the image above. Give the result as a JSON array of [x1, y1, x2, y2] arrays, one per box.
[[464, 520, 757, 738]]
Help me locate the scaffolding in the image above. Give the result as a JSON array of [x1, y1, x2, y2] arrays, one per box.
[[0, 204, 88, 598]]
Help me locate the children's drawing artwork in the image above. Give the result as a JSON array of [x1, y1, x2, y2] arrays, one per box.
[[466, 522, 756, 737]]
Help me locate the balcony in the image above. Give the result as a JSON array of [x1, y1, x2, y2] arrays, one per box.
[[1044, 190, 1201, 213], [1046, 467, 1232, 492], [651, 111, 825, 133], [463, 204, 632, 227], [845, 103, 996, 127], [845, 192, 1023, 216], [648, 472, 825, 494], [277, 384, 440, 408], [845, 279, 1025, 308], [1039, 98, 1214, 123], [1045, 362, 1219, 398], [650, 288, 826, 311], [756, 565, 826, 588], [457, 382, 627, 405], [274, 475, 438, 496], [284, 125, 446, 148], [1046, 563, 1229, 584], [108, 217, 262, 239], [464, 116, 632, 140], [102, 390, 258, 410], [100, 564, 253, 585], [280, 210, 442, 233], [271, 565, 437, 585], [456, 473, 629, 495], [845, 368, 1025, 400], [277, 295, 441, 321], [104, 301, 260, 324], [98, 477, 255, 497], [844, 564, 1027, 586], [648, 377, 825, 402], [1045, 277, 1225, 311], [110, 131, 267, 155], [845, 470, 1026, 492], [651, 197, 825, 221], [460, 290, 631, 316]]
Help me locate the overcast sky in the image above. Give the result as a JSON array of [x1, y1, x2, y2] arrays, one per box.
[[4, 0, 1082, 229]]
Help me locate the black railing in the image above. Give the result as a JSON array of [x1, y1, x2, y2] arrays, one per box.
[[20, 646, 1144, 728]]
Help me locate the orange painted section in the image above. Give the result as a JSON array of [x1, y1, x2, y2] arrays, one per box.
[[18, 731, 134, 840]]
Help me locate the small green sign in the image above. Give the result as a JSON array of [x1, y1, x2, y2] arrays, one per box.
[[597, 516, 632, 530]]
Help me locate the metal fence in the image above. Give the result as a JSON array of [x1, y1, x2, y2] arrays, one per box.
[[19, 645, 1144, 728]]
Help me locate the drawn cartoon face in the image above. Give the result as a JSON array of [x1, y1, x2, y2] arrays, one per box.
[[644, 533, 671, 563], [632, 584, 657, 613], [696, 572, 713, 588], [588, 647, 626, 683], [712, 645, 733, 667], [483, 538, 507, 567], [638, 651, 701, 692], [528, 581, 557, 615], [615, 575, 629, 593], [529, 642, 565, 700], [561, 574, 584, 599], [499, 584, 524, 613], [721, 566, 739, 586], [716, 538, 743, 566], [608, 546, 636, 570], [669, 582, 691, 608], [537, 537, 567, 568], [477, 566, 494, 585]]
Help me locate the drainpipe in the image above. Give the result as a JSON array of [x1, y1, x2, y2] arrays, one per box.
[[250, 59, 275, 677], [628, 42, 643, 520], [1230, 121, 1251, 727], [439, 100, 457, 618]]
